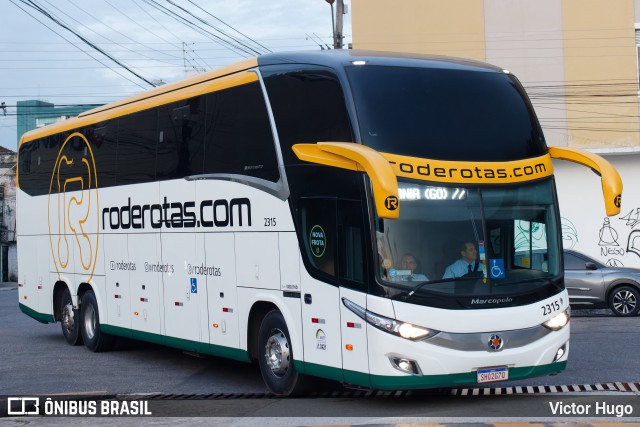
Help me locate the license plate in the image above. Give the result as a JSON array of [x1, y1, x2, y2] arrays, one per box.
[[477, 366, 509, 383]]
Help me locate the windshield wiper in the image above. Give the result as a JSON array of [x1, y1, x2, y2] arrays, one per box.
[[402, 277, 479, 298]]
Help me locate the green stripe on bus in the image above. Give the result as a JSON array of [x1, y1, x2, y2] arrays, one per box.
[[294, 360, 567, 390], [19, 303, 55, 324], [101, 324, 251, 363]]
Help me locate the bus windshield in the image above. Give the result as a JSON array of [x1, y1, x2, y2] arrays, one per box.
[[375, 179, 562, 303], [346, 65, 546, 162]]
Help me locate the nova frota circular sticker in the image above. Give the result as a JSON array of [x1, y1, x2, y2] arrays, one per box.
[[309, 225, 326, 258]]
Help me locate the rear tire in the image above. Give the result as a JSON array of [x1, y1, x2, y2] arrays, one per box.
[[80, 290, 115, 352], [60, 288, 82, 346], [608, 285, 640, 317], [258, 310, 309, 396]]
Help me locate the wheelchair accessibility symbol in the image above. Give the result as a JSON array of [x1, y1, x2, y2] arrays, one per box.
[[490, 259, 505, 279]]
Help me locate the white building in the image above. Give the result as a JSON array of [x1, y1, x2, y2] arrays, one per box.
[[0, 146, 17, 281]]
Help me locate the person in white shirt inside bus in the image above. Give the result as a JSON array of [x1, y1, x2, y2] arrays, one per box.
[[443, 242, 480, 279], [398, 253, 429, 281]]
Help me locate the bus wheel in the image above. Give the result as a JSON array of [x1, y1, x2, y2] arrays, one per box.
[[608, 286, 640, 317], [80, 290, 115, 352], [258, 310, 308, 396], [60, 288, 82, 346]]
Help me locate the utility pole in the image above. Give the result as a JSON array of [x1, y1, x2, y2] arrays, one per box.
[[334, 0, 344, 49], [325, 0, 344, 49]]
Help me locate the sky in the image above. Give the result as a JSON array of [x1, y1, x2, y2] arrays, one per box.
[[0, 0, 352, 151]]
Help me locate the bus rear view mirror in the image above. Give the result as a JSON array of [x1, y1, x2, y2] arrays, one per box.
[[548, 147, 622, 216], [293, 142, 400, 219]]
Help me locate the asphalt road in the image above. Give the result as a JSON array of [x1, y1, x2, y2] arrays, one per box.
[[1, 287, 639, 396]]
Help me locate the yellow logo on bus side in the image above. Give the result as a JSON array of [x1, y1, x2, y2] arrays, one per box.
[[48, 132, 100, 281]]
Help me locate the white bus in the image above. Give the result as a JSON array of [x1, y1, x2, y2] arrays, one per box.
[[17, 51, 622, 395]]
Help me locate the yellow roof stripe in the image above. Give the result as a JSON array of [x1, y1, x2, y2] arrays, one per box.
[[20, 57, 258, 145]]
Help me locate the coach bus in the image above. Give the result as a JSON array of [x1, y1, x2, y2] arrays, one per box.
[[16, 50, 622, 395]]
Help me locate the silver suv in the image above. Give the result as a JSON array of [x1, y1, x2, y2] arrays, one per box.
[[564, 250, 640, 316]]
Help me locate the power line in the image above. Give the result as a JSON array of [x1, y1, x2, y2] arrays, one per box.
[[140, 0, 250, 58], [166, 0, 263, 56], [39, 0, 176, 73], [102, 0, 184, 57], [131, 0, 187, 50], [14, 0, 157, 88], [8, 0, 149, 90], [184, 0, 271, 53]]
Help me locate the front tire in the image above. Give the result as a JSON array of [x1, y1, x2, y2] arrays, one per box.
[[60, 288, 82, 346], [258, 310, 308, 396], [608, 285, 640, 317], [80, 290, 115, 352]]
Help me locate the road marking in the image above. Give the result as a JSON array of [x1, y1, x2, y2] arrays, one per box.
[[117, 381, 640, 401]]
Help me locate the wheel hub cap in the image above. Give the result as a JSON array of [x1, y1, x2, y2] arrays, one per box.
[[62, 303, 74, 334], [264, 329, 290, 376], [84, 304, 96, 340], [613, 291, 637, 314]]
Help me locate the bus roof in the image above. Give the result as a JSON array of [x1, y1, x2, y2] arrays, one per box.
[[257, 49, 504, 74], [19, 50, 505, 145], [19, 57, 257, 144]]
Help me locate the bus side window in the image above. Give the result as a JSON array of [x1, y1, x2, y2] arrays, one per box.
[[203, 81, 279, 182], [338, 200, 366, 291], [87, 122, 116, 188], [157, 98, 205, 180], [17, 139, 36, 194], [116, 109, 157, 185], [298, 198, 337, 282], [20, 146, 31, 175]]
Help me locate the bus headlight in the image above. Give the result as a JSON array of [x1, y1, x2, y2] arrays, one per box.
[[398, 322, 433, 340], [543, 308, 570, 331], [343, 297, 439, 341]]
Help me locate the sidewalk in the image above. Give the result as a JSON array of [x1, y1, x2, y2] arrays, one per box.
[[0, 281, 17, 290]]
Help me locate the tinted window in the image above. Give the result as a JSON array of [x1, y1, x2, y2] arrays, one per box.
[[346, 66, 546, 161], [18, 139, 36, 193], [157, 103, 181, 180], [564, 252, 587, 270], [18, 132, 77, 196], [157, 98, 205, 180], [289, 167, 365, 287], [18, 125, 119, 196], [117, 109, 157, 185], [203, 81, 279, 182], [298, 198, 337, 281], [338, 200, 366, 289], [88, 122, 117, 188], [262, 67, 354, 165]]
